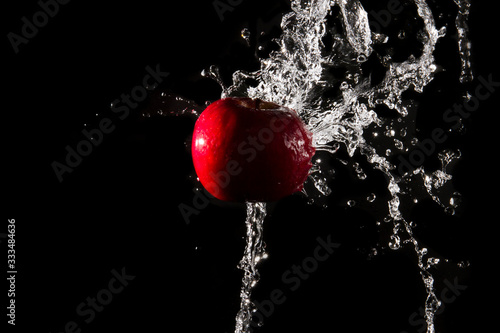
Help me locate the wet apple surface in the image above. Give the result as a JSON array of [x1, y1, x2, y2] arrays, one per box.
[[192, 97, 316, 202]]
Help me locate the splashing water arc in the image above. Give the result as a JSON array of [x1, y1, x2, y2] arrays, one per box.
[[207, 1, 473, 333]]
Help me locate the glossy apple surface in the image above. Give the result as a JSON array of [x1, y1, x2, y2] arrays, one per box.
[[192, 97, 315, 202]]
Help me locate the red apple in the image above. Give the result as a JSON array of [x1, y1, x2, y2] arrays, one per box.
[[191, 97, 315, 202]]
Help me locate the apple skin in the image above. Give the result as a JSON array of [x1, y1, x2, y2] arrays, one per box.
[[192, 97, 316, 202]]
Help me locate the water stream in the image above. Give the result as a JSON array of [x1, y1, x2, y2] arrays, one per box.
[[235, 202, 268, 333]]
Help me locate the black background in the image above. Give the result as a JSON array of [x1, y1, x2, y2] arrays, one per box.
[[3, 0, 498, 332]]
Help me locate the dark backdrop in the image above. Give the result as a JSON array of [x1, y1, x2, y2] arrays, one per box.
[[3, 0, 498, 332]]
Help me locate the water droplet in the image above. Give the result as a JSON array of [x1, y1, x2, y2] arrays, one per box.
[[367, 248, 378, 259], [311, 174, 332, 196], [389, 235, 401, 250], [241, 28, 251, 45], [385, 128, 396, 137], [457, 260, 470, 268], [394, 139, 404, 150], [444, 207, 455, 216], [381, 55, 392, 66], [428, 257, 440, 266], [357, 54, 367, 63], [347, 200, 356, 207], [449, 192, 462, 207], [398, 30, 406, 39], [367, 193, 376, 202], [372, 32, 389, 44], [353, 162, 367, 180], [438, 26, 447, 37]]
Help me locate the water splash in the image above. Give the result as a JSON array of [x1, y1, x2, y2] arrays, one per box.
[[235, 202, 268, 333], [221, 1, 473, 332], [454, 0, 474, 83], [142, 90, 203, 118], [414, 149, 461, 210]]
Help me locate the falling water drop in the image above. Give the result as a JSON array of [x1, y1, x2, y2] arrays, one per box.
[[241, 28, 251, 46], [357, 54, 367, 63], [449, 192, 462, 207], [385, 128, 396, 137], [457, 260, 470, 268], [438, 26, 447, 37], [394, 139, 404, 150], [444, 207, 456, 215]]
